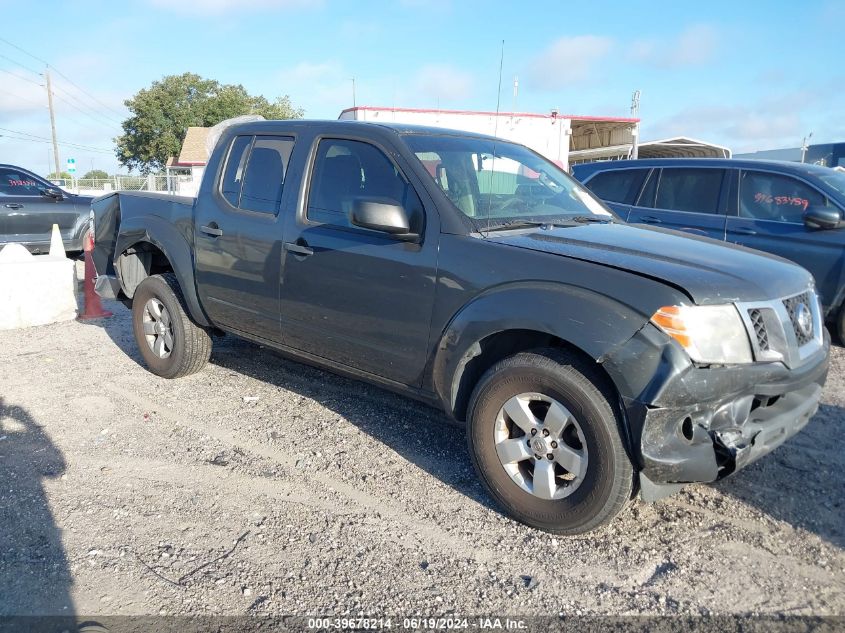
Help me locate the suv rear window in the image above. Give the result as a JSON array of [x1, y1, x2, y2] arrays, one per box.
[[655, 168, 724, 214], [584, 169, 648, 204]]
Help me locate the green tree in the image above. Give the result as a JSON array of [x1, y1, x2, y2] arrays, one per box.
[[115, 72, 304, 174], [82, 169, 109, 180], [47, 171, 72, 180]]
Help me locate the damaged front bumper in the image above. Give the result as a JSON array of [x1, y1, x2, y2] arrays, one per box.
[[603, 323, 830, 501]]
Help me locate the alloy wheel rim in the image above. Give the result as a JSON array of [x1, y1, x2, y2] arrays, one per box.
[[493, 392, 588, 500], [142, 298, 174, 359]]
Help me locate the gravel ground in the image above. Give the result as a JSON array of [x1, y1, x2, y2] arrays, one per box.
[[1, 266, 843, 620]]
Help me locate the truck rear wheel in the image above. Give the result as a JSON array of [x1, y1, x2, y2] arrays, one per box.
[[466, 349, 633, 534], [131, 273, 211, 379]]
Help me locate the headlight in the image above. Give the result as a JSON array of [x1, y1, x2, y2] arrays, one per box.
[[651, 304, 753, 364]]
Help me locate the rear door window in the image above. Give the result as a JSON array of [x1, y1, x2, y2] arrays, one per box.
[[655, 168, 725, 214], [220, 136, 253, 207], [637, 169, 658, 207], [739, 170, 827, 223], [584, 169, 649, 204], [238, 136, 295, 214], [220, 135, 294, 214]]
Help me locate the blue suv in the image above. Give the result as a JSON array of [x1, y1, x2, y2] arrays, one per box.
[[573, 158, 845, 341]]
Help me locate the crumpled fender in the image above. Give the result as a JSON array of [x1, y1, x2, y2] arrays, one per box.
[[114, 215, 210, 327], [430, 281, 652, 419]]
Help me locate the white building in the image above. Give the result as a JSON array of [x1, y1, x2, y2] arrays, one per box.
[[338, 106, 640, 171]]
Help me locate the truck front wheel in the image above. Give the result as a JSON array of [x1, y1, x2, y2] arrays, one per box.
[[466, 349, 634, 534], [131, 273, 212, 379]]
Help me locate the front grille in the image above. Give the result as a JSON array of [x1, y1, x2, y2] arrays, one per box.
[[748, 309, 769, 350], [738, 290, 820, 367], [783, 292, 814, 346]]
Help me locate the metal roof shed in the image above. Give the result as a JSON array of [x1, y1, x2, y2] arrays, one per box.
[[636, 137, 731, 159], [339, 106, 639, 170]]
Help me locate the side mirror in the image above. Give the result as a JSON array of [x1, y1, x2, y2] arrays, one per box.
[[803, 206, 841, 230], [350, 198, 416, 239], [41, 187, 64, 201]]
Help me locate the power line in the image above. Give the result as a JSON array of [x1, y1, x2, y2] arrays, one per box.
[[0, 52, 41, 76], [0, 126, 114, 154], [50, 89, 123, 131], [51, 82, 123, 127], [0, 87, 45, 108], [0, 37, 122, 167], [0, 133, 114, 155], [0, 36, 48, 65], [0, 67, 42, 86], [0, 36, 125, 119], [50, 67, 125, 119], [44, 95, 124, 143]]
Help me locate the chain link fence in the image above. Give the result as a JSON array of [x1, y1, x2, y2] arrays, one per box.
[[50, 174, 198, 197]]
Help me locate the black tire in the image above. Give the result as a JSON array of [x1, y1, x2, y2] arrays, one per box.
[[836, 304, 845, 346], [466, 348, 634, 534], [131, 273, 211, 379]]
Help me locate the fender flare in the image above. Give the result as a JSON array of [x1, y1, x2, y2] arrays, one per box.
[[430, 281, 652, 419], [114, 215, 210, 327]]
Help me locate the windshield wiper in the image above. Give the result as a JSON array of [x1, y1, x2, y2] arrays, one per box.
[[483, 216, 613, 232], [483, 220, 554, 232], [570, 215, 613, 224]]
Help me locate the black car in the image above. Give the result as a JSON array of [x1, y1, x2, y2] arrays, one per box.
[[572, 158, 845, 340], [91, 121, 829, 534], [0, 163, 93, 254]]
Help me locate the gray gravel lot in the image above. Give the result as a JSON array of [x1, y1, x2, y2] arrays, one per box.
[[1, 270, 843, 619]]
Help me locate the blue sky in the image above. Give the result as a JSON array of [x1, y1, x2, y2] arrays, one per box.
[[0, 0, 842, 176]]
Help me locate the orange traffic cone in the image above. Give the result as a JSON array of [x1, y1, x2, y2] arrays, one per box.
[[78, 231, 113, 321]]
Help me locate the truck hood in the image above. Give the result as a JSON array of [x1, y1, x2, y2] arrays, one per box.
[[488, 222, 812, 304]]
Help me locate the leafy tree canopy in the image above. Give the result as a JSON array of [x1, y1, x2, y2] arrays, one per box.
[[115, 72, 304, 174], [82, 169, 109, 180], [47, 171, 72, 180]]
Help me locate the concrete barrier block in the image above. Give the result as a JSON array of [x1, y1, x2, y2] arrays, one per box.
[[0, 244, 78, 330]]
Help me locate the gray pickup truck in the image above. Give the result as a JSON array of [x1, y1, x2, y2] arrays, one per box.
[[92, 120, 830, 534]]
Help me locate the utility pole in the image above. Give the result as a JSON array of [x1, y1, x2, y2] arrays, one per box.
[[45, 67, 60, 176], [350, 77, 356, 108], [630, 89, 641, 160], [801, 132, 813, 163]]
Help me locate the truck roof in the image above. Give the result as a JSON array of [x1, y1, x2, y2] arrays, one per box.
[[226, 119, 502, 142]]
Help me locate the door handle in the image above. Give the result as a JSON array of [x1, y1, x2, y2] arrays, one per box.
[[200, 224, 223, 237], [284, 241, 314, 257], [734, 227, 757, 235], [641, 216, 662, 224], [4, 203, 23, 209]]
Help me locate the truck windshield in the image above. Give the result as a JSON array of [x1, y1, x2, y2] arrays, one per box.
[[405, 134, 616, 230]]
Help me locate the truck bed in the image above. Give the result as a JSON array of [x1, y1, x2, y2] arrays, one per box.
[[91, 191, 196, 283]]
